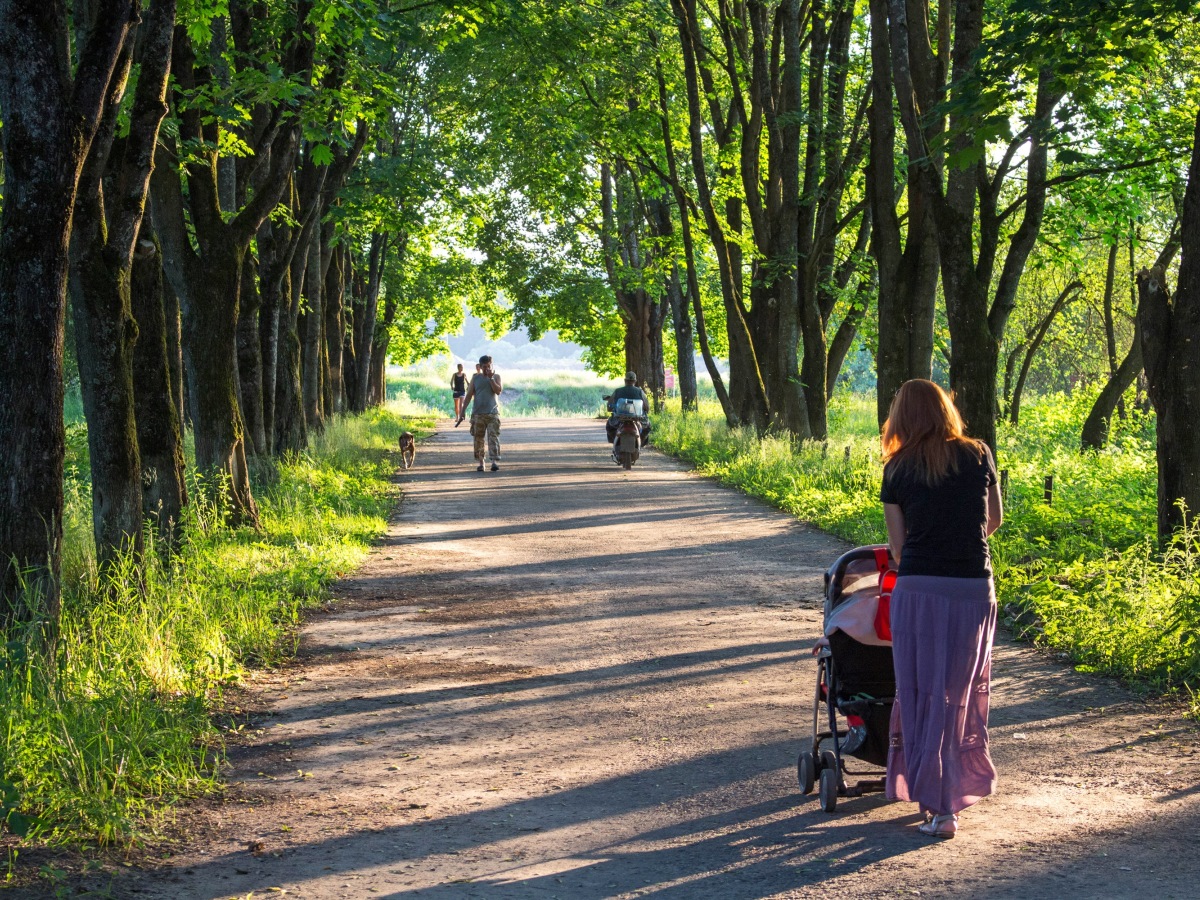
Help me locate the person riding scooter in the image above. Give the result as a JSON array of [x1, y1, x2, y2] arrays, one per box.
[[606, 371, 651, 447]]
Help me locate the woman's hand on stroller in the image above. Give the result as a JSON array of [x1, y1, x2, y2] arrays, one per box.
[[811, 635, 830, 656]]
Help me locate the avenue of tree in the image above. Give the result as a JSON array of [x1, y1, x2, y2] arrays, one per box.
[[1, 0, 1200, 629]]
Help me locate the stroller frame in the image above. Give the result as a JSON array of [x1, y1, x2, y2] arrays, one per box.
[[798, 545, 894, 813]]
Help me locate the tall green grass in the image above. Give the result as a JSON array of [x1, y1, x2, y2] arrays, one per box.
[[1, 402, 431, 843], [654, 392, 1200, 698]]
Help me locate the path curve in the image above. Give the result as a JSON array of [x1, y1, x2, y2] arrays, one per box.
[[126, 419, 1199, 898]]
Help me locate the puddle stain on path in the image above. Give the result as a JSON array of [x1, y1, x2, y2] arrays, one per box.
[[81, 419, 1200, 898]]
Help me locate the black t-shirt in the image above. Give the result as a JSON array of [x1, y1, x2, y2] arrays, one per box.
[[880, 441, 998, 579], [451, 372, 467, 393]]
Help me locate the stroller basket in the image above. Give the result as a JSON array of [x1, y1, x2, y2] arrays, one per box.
[[799, 545, 896, 813]]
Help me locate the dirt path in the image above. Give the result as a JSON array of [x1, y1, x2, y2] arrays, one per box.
[[104, 419, 1198, 898]]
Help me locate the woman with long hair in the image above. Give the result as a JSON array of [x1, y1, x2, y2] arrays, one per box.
[[880, 379, 1003, 838]]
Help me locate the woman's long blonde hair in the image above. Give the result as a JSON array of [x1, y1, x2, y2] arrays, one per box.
[[881, 379, 981, 486]]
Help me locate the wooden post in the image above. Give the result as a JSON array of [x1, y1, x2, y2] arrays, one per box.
[[844, 445, 851, 462], [1000, 469, 1009, 499], [1044, 474, 1054, 505]]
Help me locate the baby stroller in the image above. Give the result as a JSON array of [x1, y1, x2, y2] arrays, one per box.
[[798, 545, 896, 812]]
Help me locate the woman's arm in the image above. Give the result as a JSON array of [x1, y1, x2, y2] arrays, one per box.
[[985, 480, 1003, 536], [884, 503, 906, 564]]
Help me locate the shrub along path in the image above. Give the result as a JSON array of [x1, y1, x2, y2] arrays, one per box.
[[101, 419, 1199, 898]]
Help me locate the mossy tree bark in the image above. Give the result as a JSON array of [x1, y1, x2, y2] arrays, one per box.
[[69, 0, 175, 573], [130, 223, 187, 550], [0, 0, 136, 626], [237, 261, 269, 457]]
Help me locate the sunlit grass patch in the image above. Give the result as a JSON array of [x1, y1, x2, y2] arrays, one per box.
[[0, 403, 428, 844], [654, 392, 1196, 696]]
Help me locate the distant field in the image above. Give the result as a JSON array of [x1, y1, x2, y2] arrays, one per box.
[[387, 364, 722, 418]]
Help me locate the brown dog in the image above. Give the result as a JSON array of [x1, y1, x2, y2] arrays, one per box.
[[399, 432, 416, 470]]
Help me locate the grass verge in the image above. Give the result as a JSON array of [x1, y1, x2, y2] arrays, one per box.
[[0, 402, 431, 846], [653, 393, 1199, 701]]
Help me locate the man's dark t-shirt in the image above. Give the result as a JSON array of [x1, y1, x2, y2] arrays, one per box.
[[880, 441, 998, 579]]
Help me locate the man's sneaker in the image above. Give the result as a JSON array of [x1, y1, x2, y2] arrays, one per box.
[[476, 463, 484, 472], [490, 462, 500, 472]]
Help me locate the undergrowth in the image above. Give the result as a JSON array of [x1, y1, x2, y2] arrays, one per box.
[[0, 402, 431, 844], [654, 392, 1198, 699]]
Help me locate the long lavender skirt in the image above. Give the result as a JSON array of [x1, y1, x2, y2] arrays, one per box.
[[886, 574, 997, 815]]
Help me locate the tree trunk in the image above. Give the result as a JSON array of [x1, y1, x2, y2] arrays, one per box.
[[163, 273, 185, 437], [826, 270, 873, 399], [1082, 232, 1181, 451], [69, 0, 176, 571], [182, 243, 260, 525], [754, 0, 809, 438], [1008, 282, 1080, 426], [670, 0, 769, 431], [666, 265, 698, 410], [604, 168, 666, 408], [1102, 238, 1125, 420], [653, 47, 729, 420], [1140, 113, 1200, 540], [867, 0, 937, 426], [237, 260, 268, 456], [342, 330, 359, 413], [255, 217, 289, 456], [325, 241, 347, 414], [642, 187, 697, 411], [0, 1, 136, 626], [130, 228, 187, 549], [302, 224, 324, 432], [275, 242, 309, 455], [1080, 328, 1142, 451], [69, 204, 145, 572], [351, 233, 386, 413], [159, 11, 312, 512], [1138, 264, 1200, 541], [369, 327, 390, 406]]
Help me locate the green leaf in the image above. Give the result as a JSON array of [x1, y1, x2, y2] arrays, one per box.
[[310, 144, 335, 167], [5, 811, 33, 838]]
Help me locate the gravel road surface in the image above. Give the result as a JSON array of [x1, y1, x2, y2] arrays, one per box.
[[100, 418, 1200, 898]]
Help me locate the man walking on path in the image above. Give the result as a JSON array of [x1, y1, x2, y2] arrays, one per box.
[[463, 355, 502, 471]]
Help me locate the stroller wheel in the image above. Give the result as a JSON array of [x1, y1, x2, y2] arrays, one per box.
[[820, 749, 838, 775], [819, 767, 838, 813], [797, 752, 815, 795]]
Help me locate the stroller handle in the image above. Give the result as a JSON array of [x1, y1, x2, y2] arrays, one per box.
[[824, 544, 893, 584]]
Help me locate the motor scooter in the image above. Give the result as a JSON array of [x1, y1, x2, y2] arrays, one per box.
[[603, 395, 646, 470]]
